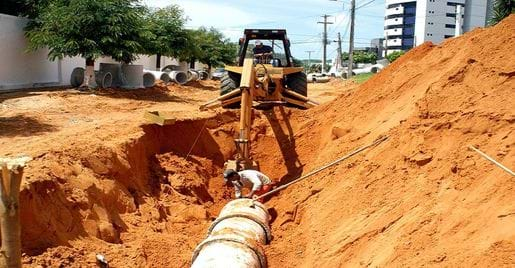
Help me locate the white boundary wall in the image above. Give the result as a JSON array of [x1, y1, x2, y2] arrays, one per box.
[[0, 14, 199, 91]]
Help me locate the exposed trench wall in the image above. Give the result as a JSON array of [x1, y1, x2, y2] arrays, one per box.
[[18, 113, 240, 254]]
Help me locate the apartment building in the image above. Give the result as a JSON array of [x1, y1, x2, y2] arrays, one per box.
[[384, 0, 493, 55]]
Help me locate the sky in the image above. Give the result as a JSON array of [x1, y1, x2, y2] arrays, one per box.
[[143, 0, 386, 61]]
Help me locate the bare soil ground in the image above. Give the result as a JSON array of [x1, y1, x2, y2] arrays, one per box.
[[0, 78, 349, 267]]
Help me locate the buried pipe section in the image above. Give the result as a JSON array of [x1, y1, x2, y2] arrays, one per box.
[[191, 198, 271, 268]]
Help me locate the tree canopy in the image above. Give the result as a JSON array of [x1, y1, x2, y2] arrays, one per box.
[[386, 50, 405, 63], [25, 0, 146, 63], [342, 51, 377, 64], [141, 5, 189, 65], [489, 0, 515, 25], [184, 27, 238, 69]]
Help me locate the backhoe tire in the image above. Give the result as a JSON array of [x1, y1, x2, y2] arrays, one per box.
[[220, 72, 241, 95], [286, 72, 308, 97], [220, 72, 241, 109]]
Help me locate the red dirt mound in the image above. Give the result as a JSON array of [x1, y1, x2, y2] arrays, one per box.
[[264, 15, 515, 267]]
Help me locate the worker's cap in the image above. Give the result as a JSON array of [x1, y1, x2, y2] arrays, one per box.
[[255, 40, 263, 46], [223, 169, 238, 181]]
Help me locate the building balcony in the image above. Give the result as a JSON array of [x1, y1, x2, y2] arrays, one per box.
[[385, 6, 404, 16], [385, 17, 403, 27], [385, 28, 403, 37], [385, 38, 402, 47]]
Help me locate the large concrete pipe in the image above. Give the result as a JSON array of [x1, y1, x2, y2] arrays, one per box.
[[198, 70, 209, 81], [143, 72, 156, 88], [94, 71, 112, 88], [191, 198, 271, 268], [144, 70, 172, 83], [70, 67, 85, 87], [99, 63, 122, 87], [121, 64, 144, 89], [169, 71, 188, 85], [188, 69, 200, 82], [161, 64, 181, 73]]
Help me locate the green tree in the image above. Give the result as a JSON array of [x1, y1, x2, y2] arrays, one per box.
[[489, 0, 515, 25], [142, 5, 189, 70], [353, 51, 377, 63], [341, 51, 377, 63], [185, 28, 238, 72], [386, 50, 405, 63], [25, 0, 147, 87]]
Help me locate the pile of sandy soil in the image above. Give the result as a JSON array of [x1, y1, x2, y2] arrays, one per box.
[[261, 15, 515, 267]]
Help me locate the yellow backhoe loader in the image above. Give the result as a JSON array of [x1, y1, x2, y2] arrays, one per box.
[[200, 29, 318, 171], [146, 29, 318, 171]]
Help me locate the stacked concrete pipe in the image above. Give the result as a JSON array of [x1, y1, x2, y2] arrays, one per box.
[[121, 64, 144, 89], [143, 70, 172, 87], [191, 198, 271, 268], [69, 67, 112, 88], [99, 63, 123, 87], [70, 67, 85, 87], [188, 69, 200, 82], [198, 70, 209, 80], [94, 71, 112, 88], [169, 71, 188, 85]]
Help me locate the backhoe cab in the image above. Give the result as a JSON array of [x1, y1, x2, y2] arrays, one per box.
[[200, 29, 318, 172], [201, 29, 318, 111]]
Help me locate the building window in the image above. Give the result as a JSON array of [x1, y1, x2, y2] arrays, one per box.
[[403, 38, 414, 47], [405, 16, 416, 24], [405, 7, 416, 14], [448, 2, 465, 7], [447, 13, 457, 18], [445, 24, 456, 29], [444, 35, 454, 39], [404, 27, 414, 35]]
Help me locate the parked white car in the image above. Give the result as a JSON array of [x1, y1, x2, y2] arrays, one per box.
[[307, 73, 330, 83]]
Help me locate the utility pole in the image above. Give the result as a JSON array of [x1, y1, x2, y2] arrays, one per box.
[[347, 0, 356, 78], [337, 32, 343, 70], [384, 32, 388, 58], [305, 50, 315, 69], [318, 15, 333, 73]]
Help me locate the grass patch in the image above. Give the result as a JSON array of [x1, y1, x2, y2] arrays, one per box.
[[352, 73, 374, 84]]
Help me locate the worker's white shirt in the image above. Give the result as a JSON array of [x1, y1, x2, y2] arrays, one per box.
[[234, 170, 272, 198]]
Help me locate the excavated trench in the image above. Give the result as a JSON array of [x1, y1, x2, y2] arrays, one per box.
[[19, 107, 304, 267]]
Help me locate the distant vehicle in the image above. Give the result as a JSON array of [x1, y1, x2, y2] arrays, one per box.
[[212, 68, 227, 80], [307, 73, 330, 83]]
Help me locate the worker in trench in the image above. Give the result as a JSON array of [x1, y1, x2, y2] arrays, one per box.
[[223, 169, 274, 202]]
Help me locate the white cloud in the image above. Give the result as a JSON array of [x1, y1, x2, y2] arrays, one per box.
[[143, 0, 256, 29]]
